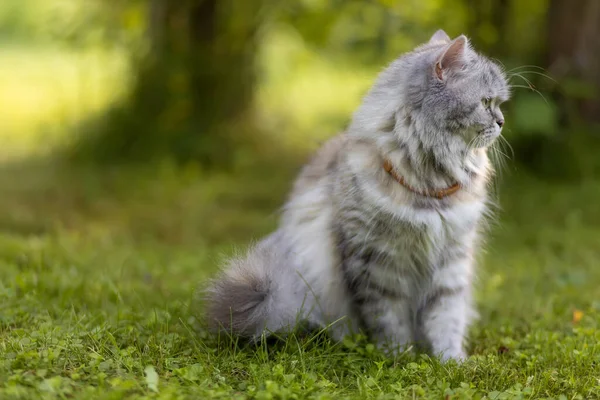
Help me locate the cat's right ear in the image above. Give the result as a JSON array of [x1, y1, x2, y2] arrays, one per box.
[[429, 29, 451, 44], [434, 35, 468, 80]]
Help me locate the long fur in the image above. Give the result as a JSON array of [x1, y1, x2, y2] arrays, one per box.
[[203, 30, 510, 361]]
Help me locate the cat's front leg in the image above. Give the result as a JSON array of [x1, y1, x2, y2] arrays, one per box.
[[420, 258, 473, 362], [358, 295, 413, 355], [340, 253, 414, 354]]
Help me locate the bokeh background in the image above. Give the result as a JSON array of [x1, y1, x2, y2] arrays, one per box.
[[1, 0, 599, 237], [1, 1, 600, 397]]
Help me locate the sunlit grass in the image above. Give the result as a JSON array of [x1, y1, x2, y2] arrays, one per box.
[[0, 44, 130, 161]]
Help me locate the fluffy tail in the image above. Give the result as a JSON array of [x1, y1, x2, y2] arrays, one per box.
[[203, 237, 296, 338]]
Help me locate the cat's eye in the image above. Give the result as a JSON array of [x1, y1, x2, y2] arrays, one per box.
[[482, 97, 492, 108]]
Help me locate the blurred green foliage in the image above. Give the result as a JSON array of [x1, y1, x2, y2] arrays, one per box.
[[0, 0, 598, 171], [0, 0, 143, 48]]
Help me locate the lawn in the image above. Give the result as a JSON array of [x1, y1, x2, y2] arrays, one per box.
[[2, 146, 600, 399], [1, 43, 600, 400]]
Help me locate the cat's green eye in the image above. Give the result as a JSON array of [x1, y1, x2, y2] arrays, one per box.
[[482, 97, 492, 108]]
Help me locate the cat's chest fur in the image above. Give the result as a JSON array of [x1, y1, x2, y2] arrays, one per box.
[[338, 180, 483, 265], [333, 143, 487, 297], [362, 202, 480, 262]]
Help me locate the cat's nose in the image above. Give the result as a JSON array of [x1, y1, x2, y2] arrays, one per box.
[[496, 118, 504, 128]]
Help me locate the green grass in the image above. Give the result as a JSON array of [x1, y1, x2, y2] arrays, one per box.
[[1, 157, 600, 400]]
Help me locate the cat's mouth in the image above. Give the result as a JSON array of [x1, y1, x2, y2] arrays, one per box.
[[474, 127, 501, 147], [461, 126, 500, 148]]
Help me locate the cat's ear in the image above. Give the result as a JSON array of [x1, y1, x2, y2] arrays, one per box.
[[434, 35, 469, 80], [429, 29, 451, 44]]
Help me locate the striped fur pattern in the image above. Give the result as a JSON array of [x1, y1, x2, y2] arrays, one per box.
[[203, 30, 510, 361]]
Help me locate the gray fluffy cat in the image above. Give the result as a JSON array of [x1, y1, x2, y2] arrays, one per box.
[[204, 30, 510, 361]]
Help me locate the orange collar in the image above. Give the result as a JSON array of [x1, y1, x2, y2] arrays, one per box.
[[383, 159, 461, 199]]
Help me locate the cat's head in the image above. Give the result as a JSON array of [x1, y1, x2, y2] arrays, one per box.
[[353, 30, 510, 152], [403, 30, 510, 149]]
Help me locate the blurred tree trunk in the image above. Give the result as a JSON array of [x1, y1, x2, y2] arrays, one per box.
[[547, 0, 600, 123], [86, 0, 262, 165]]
